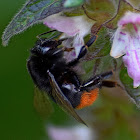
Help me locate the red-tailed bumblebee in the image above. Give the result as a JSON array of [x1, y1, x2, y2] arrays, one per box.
[[27, 30, 118, 125]]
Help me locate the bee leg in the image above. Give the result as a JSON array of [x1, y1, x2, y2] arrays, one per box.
[[75, 71, 123, 109], [68, 35, 97, 66], [75, 80, 123, 110], [81, 71, 123, 90], [81, 71, 113, 90], [76, 88, 99, 109], [36, 30, 57, 40], [102, 81, 124, 90], [37, 30, 64, 45], [37, 30, 70, 46], [77, 35, 97, 60], [75, 71, 113, 109]]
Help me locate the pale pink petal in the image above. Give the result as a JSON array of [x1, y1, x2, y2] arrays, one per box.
[[111, 12, 140, 88], [47, 126, 94, 140], [43, 14, 94, 37], [123, 37, 140, 88], [44, 14, 79, 36], [118, 11, 140, 26], [110, 28, 128, 58], [73, 34, 84, 57], [48, 127, 74, 140], [62, 35, 84, 62], [63, 38, 77, 62], [123, 51, 140, 88]]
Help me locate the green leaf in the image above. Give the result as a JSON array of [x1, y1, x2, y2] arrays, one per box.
[[2, 0, 67, 46], [119, 66, 140, 108], [81, 27, 116, 80], [125, 0, 140, 10], [64, 0, 84, 8], [83, 0, 120, 25], [90, 27, 112, 57], [81, 56, 115, 80]]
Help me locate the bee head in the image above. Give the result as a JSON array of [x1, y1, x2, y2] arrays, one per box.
[[31, 39, 61, 56]]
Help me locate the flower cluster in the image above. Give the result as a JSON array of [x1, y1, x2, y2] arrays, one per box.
[[43, 11, 140, 88]]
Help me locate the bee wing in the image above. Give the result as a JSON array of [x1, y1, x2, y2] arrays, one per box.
[[47, 70, 87, 126], [34, 86, 53, 119]]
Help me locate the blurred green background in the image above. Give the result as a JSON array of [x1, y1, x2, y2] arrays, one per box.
[[0, 1, 76, 139], [0, 0, 51, 139], [1, 0, 140, 140]]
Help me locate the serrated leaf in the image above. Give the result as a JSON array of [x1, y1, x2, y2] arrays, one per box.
[[119, 66, 140, 108], [2, 0, 67, 46]]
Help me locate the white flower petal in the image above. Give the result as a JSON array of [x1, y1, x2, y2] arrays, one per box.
[[47, 125, 94, 140], [110, 28, 128, 58], [110, 11, 140, 88], [43, 14, 95, 37], [118, 11, 140, 26], [123, 37, 140, 88], [73, 34, 84, 57]]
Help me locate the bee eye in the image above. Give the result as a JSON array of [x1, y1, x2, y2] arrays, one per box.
[[41, 47, 50, 53], [31, 45, 51, 55]]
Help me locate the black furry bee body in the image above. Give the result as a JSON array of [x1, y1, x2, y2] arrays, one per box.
[[27, 31, 118, 125], [28, 39, 82, 108]]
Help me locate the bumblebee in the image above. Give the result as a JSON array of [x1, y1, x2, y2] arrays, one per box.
[[27, 30, 118, 125]]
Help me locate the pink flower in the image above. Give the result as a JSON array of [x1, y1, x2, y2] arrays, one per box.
[[110, 12, 140, 88], [43, 14, 95, 61]]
